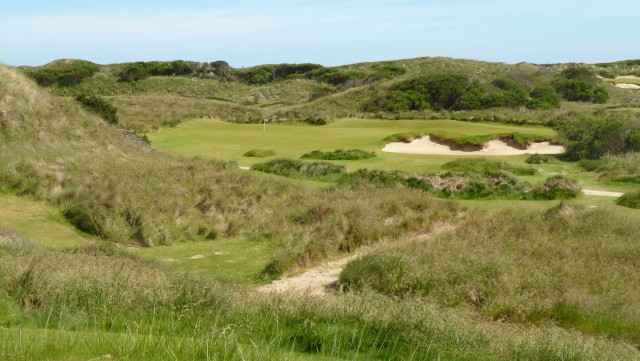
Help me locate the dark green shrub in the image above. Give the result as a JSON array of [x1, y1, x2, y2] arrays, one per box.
[[616, 191, 640, 209], [119, 63, 149, 82], [300, 149, 376, 161], [525, 154, 555, 164], [372, 62, 407, 79], [25, 60, 100, 87], [529, 175, 581, 200], [553, 67, 609, 103], [75, 94, 118, 124], [243, 149, 276, 158], [527, 85, 560, 109], [555, 117, 628, 159]]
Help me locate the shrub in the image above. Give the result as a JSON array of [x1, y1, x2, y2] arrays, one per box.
[[24, 60, 100, 87], [75, 94, 118, 124], [527, 85, 560, 109], [555, 117, 628, 159], [243, 149, 276, 158], [616, 190, 640, 209], [119, 63, 149, 82], [525, 154, 555, 164], [300, 149, 376, 161], [529, 175, 581, 200], [552, 67, 609, 103]]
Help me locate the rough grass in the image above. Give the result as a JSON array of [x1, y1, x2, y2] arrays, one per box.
[[592, 153, 640, 183], [340, 204, 640, 345], [0, 234, 638, 360], [442, 158, 537, 176], [617, 190, 640, 209], [243, 149, 276, 157], [300, 149, 376, 161]]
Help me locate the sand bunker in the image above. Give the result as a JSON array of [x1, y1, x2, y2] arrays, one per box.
[[616, 75, 640, 79], [615, 83, 640, 89], [383, 136, 565, 156]]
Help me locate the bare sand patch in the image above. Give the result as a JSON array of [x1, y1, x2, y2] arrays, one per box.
[[189, 254, 206, 260], [615, 83, 640, 89], [616, 75, 640, 79], [582, 189, 624, 197], [382, 136, 564, 156]]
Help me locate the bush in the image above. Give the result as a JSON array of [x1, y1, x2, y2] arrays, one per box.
[[525, 154, 555, 164], [75, 94, 118, 124], [616, 190, 640, 209], [555, 117, 629, 159], [300, 149, 376, 161], [529, 175, 581, 200], [119, 63, 149, 82], [553, 67, 609, 103], [25, 60, 100, 87], [243, 149, 276, 158], [527, 85, 560, 109]]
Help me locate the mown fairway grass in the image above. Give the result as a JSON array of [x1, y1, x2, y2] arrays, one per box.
[[150, 118, 557, 172], [126, 238, 277, 284], [0, 192, 92, 248]]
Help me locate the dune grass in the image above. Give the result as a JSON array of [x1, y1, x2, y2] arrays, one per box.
[[340, 204, 640, 345]]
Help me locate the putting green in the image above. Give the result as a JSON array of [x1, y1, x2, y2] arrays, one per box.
[[149, 118, 557, 172]]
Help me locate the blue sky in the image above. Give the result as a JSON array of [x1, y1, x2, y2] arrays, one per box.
[[1, 0, 638, 67]]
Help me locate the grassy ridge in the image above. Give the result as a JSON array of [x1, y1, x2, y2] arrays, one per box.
[[340, 204, 640, 344]]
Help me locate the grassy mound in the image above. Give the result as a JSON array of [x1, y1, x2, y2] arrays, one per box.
[[243, 149, 276, 158], [442, 158, 537, 176], [340, 206, 640, 344], [525, 153, 556, 164], [300, 149, 376, 160], [617, 190, 640, 209], [528, 175, 582, 200]]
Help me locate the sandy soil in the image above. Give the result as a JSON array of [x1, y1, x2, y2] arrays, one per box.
[[615, 83, 640, 89], [259, 222, 455, 296], [382, 136, 565, 156], [582, 189, 624, 197]]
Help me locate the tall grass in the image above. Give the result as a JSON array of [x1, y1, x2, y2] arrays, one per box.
[[340, 204, 640, 344], [0, 235, 637, 360]]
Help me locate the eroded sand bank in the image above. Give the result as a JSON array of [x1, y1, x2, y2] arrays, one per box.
[[382, 136, 565, 156]]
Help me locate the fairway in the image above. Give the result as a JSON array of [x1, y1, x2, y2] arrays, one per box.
[[150, 118, 558, 172]]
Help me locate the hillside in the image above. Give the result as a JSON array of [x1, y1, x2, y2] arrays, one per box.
[[2, 60, 640, 360]]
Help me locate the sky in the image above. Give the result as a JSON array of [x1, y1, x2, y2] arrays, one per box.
[[1, 0, 638, 67]]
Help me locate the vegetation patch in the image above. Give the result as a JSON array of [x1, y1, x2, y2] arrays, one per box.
[[23, 59, 100, 87], [75, 94, 118, 124], [528, 175, 582, 200], [300, 149, 376, 161], [251, 159, 346, 181], [243, 149, 276, 158], [584, 153, 640, 183], [442, 158, 537, 176], [525, 154, 555, 164], [616, 190, 640, 209], [340, 206, 640, 344]]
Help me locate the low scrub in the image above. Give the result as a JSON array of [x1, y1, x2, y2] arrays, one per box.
[[243, 149, 276, 158], [24, 59, 100, 87], [340, 206, 640, 344], [525, 153, 555, 164], [589, 153, 640, 183], [528, 175, 582, 200], [442, 158, 536, 176], [617, 190, 640, 209], [251, 159, 346, 180], [300, 149, 376, 161], [75, 94, 118, 124]]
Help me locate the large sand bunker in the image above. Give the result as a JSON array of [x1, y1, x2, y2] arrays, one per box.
[[615, 83, 640, 89], [383, 136, 565, 156]]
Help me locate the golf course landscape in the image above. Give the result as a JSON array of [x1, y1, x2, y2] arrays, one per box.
[[1, 54, 640, 360]]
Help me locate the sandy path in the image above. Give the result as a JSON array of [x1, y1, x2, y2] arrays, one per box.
[[259, 222, 455, 296], [583, 189, 624, 197], [383, 136, 564, 156]]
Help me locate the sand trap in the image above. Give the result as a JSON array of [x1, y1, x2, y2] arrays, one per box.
[[615, 83, 640, 89], [582, 189, 624, 197], [616, 75, 640, 79], [383, 136, 565, 156]]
